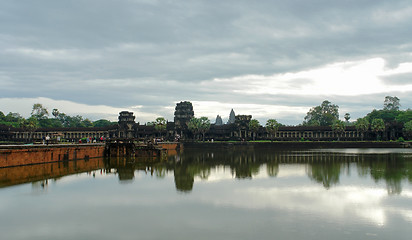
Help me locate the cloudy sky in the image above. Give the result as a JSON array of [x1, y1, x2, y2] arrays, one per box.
[[1, 0, 411, 125]]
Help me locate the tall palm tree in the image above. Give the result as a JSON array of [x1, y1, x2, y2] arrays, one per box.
[[248, 119, 260, 141], [266, 119, 280, 141]]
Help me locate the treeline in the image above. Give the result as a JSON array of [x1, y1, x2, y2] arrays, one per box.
[[0, 103, 117, 129], [300, 96, 412, 140], [1, 96, 411, 138]]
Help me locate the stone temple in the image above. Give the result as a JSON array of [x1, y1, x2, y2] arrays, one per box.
[[1, 101, 405, 142]]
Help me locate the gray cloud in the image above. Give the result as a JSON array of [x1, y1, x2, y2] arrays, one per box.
[[1, 0, 411, 124]]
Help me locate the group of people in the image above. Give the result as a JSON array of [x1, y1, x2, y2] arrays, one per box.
[[79, 136, 106, 144], [40, 135, 107, 144]]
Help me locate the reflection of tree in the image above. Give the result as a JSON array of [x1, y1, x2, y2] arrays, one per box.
[[199, 168, 210, 180], [357, 154, 412, 195], [267, 162, 279, 177], [307, 162, 341, 189], [232, 163, 260, 179], [154, 166, 167, 178], [174, 166, 194, 192], [117, 167, 135, 181], [370, 155, 406, 195], [386, 179, 402, 195], [102, 148, 412, 194]]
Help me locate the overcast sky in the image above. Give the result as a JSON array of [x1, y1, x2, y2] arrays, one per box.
[[1, 0, 411, 125]]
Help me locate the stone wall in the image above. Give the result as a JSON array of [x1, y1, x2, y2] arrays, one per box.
[[0, 157, 104, 188], [0, 144, 105, 168]]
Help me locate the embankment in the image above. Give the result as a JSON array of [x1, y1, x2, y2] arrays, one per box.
[[0, 144, 105, 168], [183, 141, 410, 149], [0, 142, 181, 168]]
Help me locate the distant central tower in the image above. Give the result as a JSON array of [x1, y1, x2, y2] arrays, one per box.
[[228, 109, 236, 124]]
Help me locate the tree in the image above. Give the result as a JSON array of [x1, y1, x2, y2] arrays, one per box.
[[154, 117, 167, 138], [395, 109, 412, 124], [19, 116, 39, 142], [187, 117, 210, 141], [93, 119, 116, 127], [355, 117, 370, 141], [332, 120, 345, 141], [52, 109, 60, 118], [188, 117, 200, 140], [403, 120, 412, 140], [61, 115, 85, 128], [31, 103, 49, 120], [5, 112, 23, 122], [303, 100, 339, 126], [266, 119, 281, 141], [82, 118, 94, 128], [383, 96, 400, 111], [198, 117, 211, 142], [371, 118, 385, 140], [248, 119, 260, 141], [2, 112, 23, 127]]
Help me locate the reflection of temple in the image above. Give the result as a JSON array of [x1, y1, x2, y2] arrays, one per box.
[[2, 149, 410, 195], [1, 101, 405, 142], [170, 149, 412, 193]]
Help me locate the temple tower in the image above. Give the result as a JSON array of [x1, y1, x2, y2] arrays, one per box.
[[174, 101, 194, 137], [118, 111, 136, 138], [228, 109, 236, 124]]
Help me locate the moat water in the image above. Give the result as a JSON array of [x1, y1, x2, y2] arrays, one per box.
[[1, 147, 412, 240]]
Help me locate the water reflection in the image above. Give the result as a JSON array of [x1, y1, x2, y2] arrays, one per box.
[[1, 148, 412, 195], [1, 148, 412, 240], [161, 148, 412, 194]]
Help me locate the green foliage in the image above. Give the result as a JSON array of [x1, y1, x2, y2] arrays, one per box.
[[404, 120, 412, 132], [248, 119, 260, 132], [303, 100, 339, 126], [397, 137, 405, 142], [154, 117, 167, 132], [188, 117, 210, 141], [266, 119, 281, 141], [82, 118, 94, 127], [21, 116, 39, 131], [38, 118, 63, 128], [371, 118, 385, 140], [404, 120, 412, 139], [0, 112, 23, 128], [93, 119, 116, 127], [0, 104, 96, 129], [5, 112, 23, 123], [355, 117, 370, 132], [55, 114, 93, 128], [332, 120, 345, 133], [31, 103, 49, 120], [248, 119, 260, 141], [366, 109, 400, 124], [371, 118, 385, 132], [266, 119, 280, 131], [395, 109, 412, 124], [332, 120, 346, 141], [188, 118, 200, 134], [198, 117, 211, 141]]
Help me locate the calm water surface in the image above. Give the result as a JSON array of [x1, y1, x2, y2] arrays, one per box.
[[1, 147, 412, 240]]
